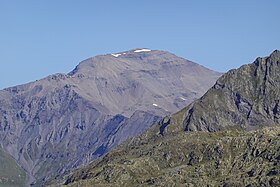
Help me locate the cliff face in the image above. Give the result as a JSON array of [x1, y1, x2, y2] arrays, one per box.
[[0, 49, 221, 185], [49, 50, 280, 187]]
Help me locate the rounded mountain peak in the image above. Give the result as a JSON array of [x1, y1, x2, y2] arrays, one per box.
[[68, 48, 196, 76]]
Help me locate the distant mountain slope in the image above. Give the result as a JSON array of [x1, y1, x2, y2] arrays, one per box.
[[50, 50, 280, 187], [0, 48, 221, 185], [68, 49, 221, 116]]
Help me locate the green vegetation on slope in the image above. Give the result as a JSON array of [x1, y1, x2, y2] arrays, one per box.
[[47, 127, 280, 187], [0, 148, 27, 187]]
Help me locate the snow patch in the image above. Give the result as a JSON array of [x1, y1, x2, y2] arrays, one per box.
[[180, 97, 186, 101], [153, 103, 158, 107], [134, 49, 151, 53], [111, 53, 122, 57]]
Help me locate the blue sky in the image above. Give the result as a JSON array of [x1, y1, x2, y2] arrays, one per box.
[[0, 0, 279, 89]]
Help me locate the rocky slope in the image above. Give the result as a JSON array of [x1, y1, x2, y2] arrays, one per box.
[[49, 127, 280, 187], [0, 49, 221, 185], [164, 50, 280, 134], [48, 50, 280, 186]]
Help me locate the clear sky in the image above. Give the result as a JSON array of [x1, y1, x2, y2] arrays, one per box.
[[0, 0, 279, 89]]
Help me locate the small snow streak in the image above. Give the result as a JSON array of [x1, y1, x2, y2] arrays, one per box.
[[134, 49, 151, 53], [111, 54, 122, 57], [180, 97, 186, 101], [153, 103, 158, 107]]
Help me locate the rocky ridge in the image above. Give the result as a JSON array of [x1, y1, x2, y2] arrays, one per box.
[[157, 50, 280, 136]]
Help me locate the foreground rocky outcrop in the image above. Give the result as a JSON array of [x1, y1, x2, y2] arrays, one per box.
[[49, 127, 280, 187], [47, 50, 280, 186], [0, 49, 221, 185]]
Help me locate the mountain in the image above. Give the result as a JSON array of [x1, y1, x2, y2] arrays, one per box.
[[49, 50, 280, 186], [166, 49, 280, 133], [0, 48, 221, 185]]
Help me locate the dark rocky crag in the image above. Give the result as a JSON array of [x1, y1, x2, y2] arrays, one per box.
[[49, 50, 280, 186], [0, 49, 221, 185], [167, 50, 280, 134]]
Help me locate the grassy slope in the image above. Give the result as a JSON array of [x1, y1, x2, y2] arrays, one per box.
[[47, 126, 280, 187], [0, 148, 27, 187]]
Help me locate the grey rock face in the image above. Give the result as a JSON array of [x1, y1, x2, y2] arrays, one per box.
[[0, 49, 221, 185]]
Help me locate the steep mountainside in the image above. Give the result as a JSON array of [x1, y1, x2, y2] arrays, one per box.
[[50, 50, 280, 187], [165, 50, 280, 134], [0, 49, 221, 185]]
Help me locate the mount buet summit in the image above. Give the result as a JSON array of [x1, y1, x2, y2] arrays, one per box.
[[0, 49, 221, 185]]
